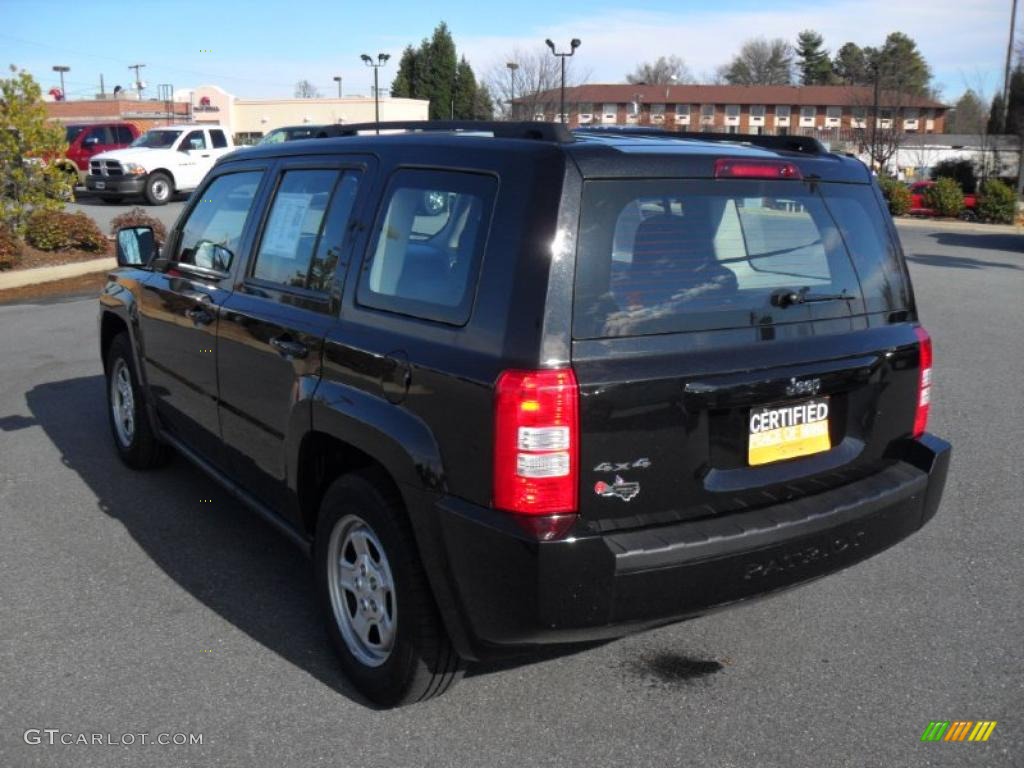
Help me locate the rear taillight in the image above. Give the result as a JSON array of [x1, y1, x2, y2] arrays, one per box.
[[714, 158, 802, 180], [913, 326, 932, 438], [493, 369, 579, 517]]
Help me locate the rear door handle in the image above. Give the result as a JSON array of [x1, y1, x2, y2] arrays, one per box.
[[270, 336, 308, 359]]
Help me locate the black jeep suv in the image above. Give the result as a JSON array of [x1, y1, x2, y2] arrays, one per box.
[[100, 122, 950, 706]]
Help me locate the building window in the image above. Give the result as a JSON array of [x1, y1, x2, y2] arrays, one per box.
[[800, 106, 817, 119], [650, 103, 666, 123], [701, 104, 715, 122], [725, 104, 740, 119], [903, 107, 919, 119], [775, 105, 790, 119], [675, 104, 690, 117], [825, 106, 842, 120], [602, 102, 619, 122], [851, 107, 867, 120], [577, 102, 593, 120], [750, 105, 766, 118]]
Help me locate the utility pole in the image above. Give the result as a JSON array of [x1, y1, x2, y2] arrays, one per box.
[[1002, 0, 1020, 133], [870, 60, 881, 172], [506, 62, 519, 120], [52, 65, 69, 100], [361, 53, 390, 133], [129, 63, 146, 98], [545, 38, 581, 124], [100, 73, 105, 97], [333, 75, 343, 98]]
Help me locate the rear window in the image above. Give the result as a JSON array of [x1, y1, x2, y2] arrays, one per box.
[[573, 179, 907, 338]]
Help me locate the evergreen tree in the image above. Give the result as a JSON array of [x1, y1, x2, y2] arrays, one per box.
[[870, 32, 932, 95], [945, 90, 988, 135], [988, 93, 1005, 134], [453, 57, 477, 119], [390, 46, 418, 98], [833, 42, 869, 84], [796, 30, 833, 85]]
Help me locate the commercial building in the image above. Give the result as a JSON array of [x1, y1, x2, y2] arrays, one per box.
[[520, 84, 948, 137], [45, 84, 429, 143]]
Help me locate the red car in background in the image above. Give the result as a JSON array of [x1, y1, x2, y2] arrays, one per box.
[[908, 180, 978, 220], [57, 122, 141, 184]]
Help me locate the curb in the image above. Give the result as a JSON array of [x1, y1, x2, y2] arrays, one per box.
[[0, 257, 116, 291], [893, 218, 1021, 235]]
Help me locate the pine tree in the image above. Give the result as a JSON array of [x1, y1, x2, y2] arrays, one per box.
[[796, 30, 833, 85]]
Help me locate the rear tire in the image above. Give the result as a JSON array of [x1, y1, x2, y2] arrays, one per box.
[[105, 332, 169, 469], [144, 172, 173, 206], [314, 471, 464, 707]]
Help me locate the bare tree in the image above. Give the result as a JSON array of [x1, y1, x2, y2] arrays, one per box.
[[625, 56, 694, 85], [294, 79, 320, 99], [722, 38, 794, 85], [485, 46, 589, 120]]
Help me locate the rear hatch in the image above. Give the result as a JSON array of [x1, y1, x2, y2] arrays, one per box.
[[571, 170, 923, 532]]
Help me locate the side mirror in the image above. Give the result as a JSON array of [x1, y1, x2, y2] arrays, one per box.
[[418, 190, 450, 216], [116, 226, 157, 267]]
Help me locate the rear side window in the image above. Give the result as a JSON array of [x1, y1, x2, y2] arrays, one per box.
[[210, 129, 228, 148], [573, 179, 907, 338], [357, 169, 495, 325]]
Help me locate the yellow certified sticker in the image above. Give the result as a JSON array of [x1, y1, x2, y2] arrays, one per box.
[[748, 398, 831, 466]]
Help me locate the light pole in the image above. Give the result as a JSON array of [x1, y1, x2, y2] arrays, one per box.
[[506, 62, 519, 120], [129, 63, 146, 98], [361, 53, 390, 132], [333, 75, 343, 98], [52, 65, 69, 100], [545, 38, 580, 124]]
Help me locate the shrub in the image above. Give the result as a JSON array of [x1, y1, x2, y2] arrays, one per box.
[[976, 179, 1017, 224], [924, 177, 965, 218], [0, 225, 22, 270], [109, 207, 167, 243], [24, 209, 107, 252], [878, 177, 912, 216], [931, 158, 977, 194]]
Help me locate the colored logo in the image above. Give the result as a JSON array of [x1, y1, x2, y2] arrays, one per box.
[[921, 721, 997, 742], [594, 475, 640, 502]]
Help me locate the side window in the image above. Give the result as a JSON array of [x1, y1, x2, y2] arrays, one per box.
[[308, 173, 360, 292], [182, 130, 207, 151], [252, 170, 339, 288], [175, 171, 262, 271], [210, 129, 228, 149], [86, 127, 111, 144], [115, 126, 134, 143], [357, 169, 495, 325]]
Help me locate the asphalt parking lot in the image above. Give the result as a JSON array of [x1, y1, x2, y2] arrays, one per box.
[[67, 191, 186, 235], [1, 222, 1021, 767]]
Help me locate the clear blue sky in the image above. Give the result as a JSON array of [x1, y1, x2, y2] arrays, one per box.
[[0, 0, 1014, 102]]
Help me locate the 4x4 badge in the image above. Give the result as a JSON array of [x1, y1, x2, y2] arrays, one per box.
[[593, 458, 651, 473], [594, 475, 640, 502]]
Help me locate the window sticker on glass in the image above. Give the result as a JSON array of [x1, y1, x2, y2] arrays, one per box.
[[260, 192, 314, 260]]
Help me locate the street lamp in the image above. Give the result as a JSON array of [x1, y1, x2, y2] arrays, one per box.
[[506, 62, 519, 120], [333, 75, 343, 99], [361, 53, 390, 133], [544, 38, 580, 124], [52, 65, 69, 101]]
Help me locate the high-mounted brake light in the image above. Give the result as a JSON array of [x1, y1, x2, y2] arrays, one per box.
[[913, 326, 932, 438], [494, 369, 579, 518], [714, 158, 802, 180]]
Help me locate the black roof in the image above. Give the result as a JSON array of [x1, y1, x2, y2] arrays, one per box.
[[225, 121, 871, 183]]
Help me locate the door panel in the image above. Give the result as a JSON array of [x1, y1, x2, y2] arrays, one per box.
[[217, 164, 367, 524], [137, 168, 266, 465]]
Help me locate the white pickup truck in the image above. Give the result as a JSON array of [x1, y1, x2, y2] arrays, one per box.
[[86, 124, 234, 205]]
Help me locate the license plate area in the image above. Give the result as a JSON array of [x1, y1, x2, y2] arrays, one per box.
[[94, 180, 105, 189], [748, 397, 831, 466]]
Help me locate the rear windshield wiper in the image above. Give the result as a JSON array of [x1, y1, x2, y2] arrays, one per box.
[[771, 287, 856, 308]]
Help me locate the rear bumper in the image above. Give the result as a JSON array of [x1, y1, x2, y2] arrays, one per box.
[[419, 434, 951, 661], [86, 174, 146, 196]]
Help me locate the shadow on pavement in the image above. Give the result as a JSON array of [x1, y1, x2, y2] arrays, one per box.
[[926, 231, 1024, 252], [905, 252, 1022, 271], [24, 374, 369, 707]]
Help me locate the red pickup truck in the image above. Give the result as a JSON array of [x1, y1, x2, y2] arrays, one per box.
[[57, 122, 141, 184], [908, 181, 978, 220]]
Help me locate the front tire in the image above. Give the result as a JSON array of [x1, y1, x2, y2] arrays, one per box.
[[144, 172, 173, 206], [315, 471, 463, 707], [105, 332, 168, 469]]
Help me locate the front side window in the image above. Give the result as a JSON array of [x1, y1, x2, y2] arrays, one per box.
[[210, 129, 228, 148], [175, 171, 262, 272], [357, 169, 496, 325], [131, 130, 181, 149], [573, 179, 907, 338]]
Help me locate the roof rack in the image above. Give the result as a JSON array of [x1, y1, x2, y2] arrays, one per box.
[[573, 126, 826, 154], [331, 120, 574, 143]]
